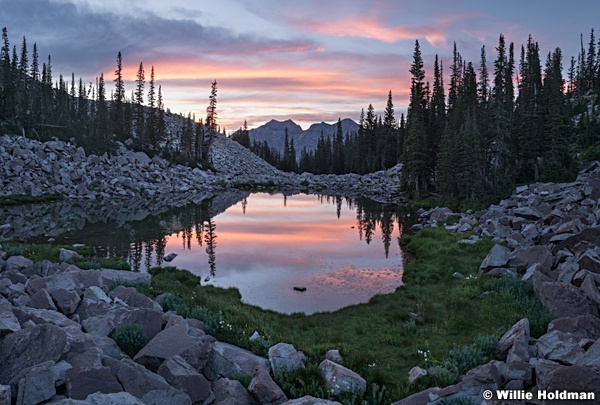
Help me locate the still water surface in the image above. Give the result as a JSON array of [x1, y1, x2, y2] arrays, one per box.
[[56, 193, 406, 314]]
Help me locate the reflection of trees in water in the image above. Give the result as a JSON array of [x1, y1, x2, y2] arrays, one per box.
[[320, 195, 408, 258], [62, 198, 217, 272], [65, 193, 406, 273], [204, 218, 217, 278]]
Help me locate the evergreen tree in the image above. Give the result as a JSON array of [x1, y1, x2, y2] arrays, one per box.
[[514, 36, 543, 182], [113, 51, 125, 140], [134, 61, 145, 145], [540, 48, 573, 180], [403, 40, 429, 197], [428, 55, 445, 178], [203, 80, 218, 160], [146, 66, 157, 150]]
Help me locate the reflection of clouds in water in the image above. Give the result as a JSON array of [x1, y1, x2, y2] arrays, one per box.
[[161, 193, 404, 313], [246, 266, 403, 315]]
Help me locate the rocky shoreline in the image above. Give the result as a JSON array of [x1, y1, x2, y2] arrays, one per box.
[[0, 134, 404, 206], [0, 254, 365, 404], [395, 161, 600, 404]]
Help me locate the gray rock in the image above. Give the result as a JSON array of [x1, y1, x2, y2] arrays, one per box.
[[0, 306, 21, 337], [28, 288, 58, 311], [213, 377, 257, 405], [140, 387, 192, 405], [578, 248, 600, 273], [325, 350, 343, 364], [495, 318, 530, 362], [0, 324, 69, 384], [281, 397, 341, 405], [164, 253, 178, 262], [268, 343, 305, 376], [390, 388, 440, 405], [134, 324, 215, 372], [47, 287, 81, 315], [81, 316, 116, 336], [408, 366, 427, 384], [548, 314, 600, 340], [108, 358, 170, 399], [506, 245, 554, 273], [83, 286, 112, 303], [108, 286, 162, 311], [537, 280, 598, 317], [65, 366, 123, 400], [248, 366, 287, 405], [479, 244, 511, 273], [52, 360, 73, 387], [4, 256, 33, 272], [9, 361, 56, 405], [204, 341, 270, 381], [157, 355, 212, 404], [13, 306, 81, 329], [536, 330, 585, 365], [59, 248, 82, 262], [541, 365, 600, 398], [513, 206, 542, 220], [319, 359, 366, 396], [85, 392, 145, 405], [104, 307, 163, 341]]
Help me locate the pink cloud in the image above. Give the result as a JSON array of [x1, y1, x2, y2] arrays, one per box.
[[286, 14, 447, 47]]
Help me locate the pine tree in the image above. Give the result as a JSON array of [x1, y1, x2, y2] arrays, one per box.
[[514, 36, 543, 182], [113, 51, 125, 140], [487, 34, 514, 197], [403, 40, 429, 197], [203, 80, 218, 160], [478, 46, 489, 105], [428, 55, 445, 178], [146, 66, 156, 150], [134, 61, 145, 145], [540, 48, 573, 180]]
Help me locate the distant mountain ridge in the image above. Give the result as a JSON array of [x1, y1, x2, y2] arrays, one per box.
[[247, 118, 359, 155]]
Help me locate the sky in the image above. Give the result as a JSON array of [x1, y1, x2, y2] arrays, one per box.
[[1, 0, 599, 131]]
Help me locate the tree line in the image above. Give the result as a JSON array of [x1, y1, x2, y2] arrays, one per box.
[[402, 30, 600, 205], [0, 27, 220, 164], [232, 95, 403, 176]]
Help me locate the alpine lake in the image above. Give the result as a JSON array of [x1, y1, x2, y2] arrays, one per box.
[[18, 191, 411, 315]]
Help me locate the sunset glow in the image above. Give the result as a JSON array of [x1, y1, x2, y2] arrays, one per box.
[[1, 0, 597, 130], [160, 193, 404, 314]]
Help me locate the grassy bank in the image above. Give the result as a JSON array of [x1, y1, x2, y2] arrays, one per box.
[[116, 227, 552, 403], [2, 241, 130, 270], [0, 193, 63, 207]]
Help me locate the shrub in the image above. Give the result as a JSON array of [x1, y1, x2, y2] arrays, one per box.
[[112, 324, 148, 357]]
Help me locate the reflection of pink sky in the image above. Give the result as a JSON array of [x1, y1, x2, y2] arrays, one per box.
[[162, 193, 403, 314]]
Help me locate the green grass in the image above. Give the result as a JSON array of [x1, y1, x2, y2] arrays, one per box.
[[130, 227, 552, 403], [1, 241, 131, 270], [0, 193, 63, 207]]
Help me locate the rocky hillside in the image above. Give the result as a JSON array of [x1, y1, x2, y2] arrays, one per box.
[[395, 161, 600, 404], [0, 132, 404, 205]]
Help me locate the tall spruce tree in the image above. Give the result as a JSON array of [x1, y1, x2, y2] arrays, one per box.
[[403, 40, 429, 197], [113, 51, 125, 140], [203, 80, 218, 160], [134, 61, 145, 145]]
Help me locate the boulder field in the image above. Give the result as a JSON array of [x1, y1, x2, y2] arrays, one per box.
[[396, 161, 600, 404], [0, 134, 404, 204], [0, 256, 360, 405]]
